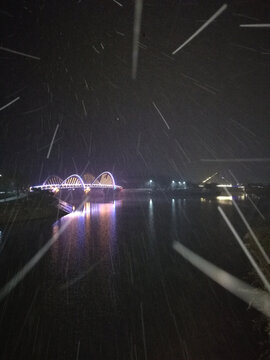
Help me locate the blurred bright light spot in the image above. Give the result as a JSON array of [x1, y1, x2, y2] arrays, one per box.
[[216, 195, 233, 203]]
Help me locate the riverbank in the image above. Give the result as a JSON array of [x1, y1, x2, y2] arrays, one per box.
[[0, 191, 67, 226], [243, 197, 270, 357]]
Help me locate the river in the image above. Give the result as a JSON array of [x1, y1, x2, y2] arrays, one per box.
[[0, 196, 268, 359]]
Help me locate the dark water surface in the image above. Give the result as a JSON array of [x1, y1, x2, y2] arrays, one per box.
[[0, 198, 268, 360]]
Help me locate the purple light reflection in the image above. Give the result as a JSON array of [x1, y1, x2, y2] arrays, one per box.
[[50, 201, 122, 274]]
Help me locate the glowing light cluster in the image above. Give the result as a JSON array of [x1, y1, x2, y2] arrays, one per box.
[[31, 171, 122, 191]]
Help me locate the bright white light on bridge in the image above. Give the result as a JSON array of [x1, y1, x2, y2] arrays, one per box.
[[217, 184, 232, 187], [216, 195, 233, 203]]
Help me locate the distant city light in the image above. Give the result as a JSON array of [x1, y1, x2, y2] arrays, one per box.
[[172, 180, 175, 183], [149, 179, 153, 183]]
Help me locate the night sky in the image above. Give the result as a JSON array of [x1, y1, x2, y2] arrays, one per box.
[[1, 0, 270, 184]]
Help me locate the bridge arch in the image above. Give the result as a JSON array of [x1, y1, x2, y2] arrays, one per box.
[[92, 171, 116, 189], [83, 173, 95, 185], [61, 174, 85, 189], [43, 175, 63, 186]]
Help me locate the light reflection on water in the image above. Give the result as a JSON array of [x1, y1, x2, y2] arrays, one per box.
[[0, 197, 265, 359], [199, 194, 247, 205], [148, 198, 154, 232], [51, 201, 122, 271], [171, 198, 177, 231]]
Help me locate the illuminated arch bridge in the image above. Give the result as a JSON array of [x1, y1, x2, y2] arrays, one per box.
[[30, 172, 122, 192]]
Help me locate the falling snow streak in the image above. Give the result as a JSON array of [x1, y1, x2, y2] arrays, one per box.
[[0, 46, 40, 60], [173, 242, 270, 317], [152, 101, 170, 130], [246, 195, 266, 221], [138, 151, 149, 169], [46, 124, 59, 159], [191, 82, 217, 95], [172, 4, 227, 55], [223, 187, 270, 263], [225, 128, 248, 150], [227, 169, 239, 184], [200, 158, 270, 162], [174, 139, 191, 162], [181, 73, 218, 93], [0, 198, 88, 302], [231, 119, 256, 137], [112, 0, 123, 7], [231, 42, 257, 52], [115, 30, 125, 36], [240, 24, 270, 28], [132, 0, 143, 79], [92, 45, 100, 54], [140, 302, 148, 360], [61, 258, 105, 290], [75, 341, 81, 360], [82, 100, 87, 116], [20, 105, 47, 115], [233, 13, 259, 21], [81, 160, 90, 177], [218, 206, 270, 293], [88, 132, 92, 156], [37, 137, 62, 152], [0, 97, 20, 111], [138, 41, 147, 49], [84, 79, 89, 90], [38, 162, 44, 184], [161, 52, 175, 61], [136, 133, 141, 154]]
